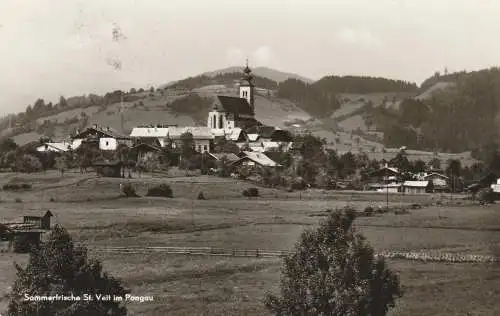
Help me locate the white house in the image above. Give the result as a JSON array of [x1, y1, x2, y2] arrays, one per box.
[[129, 127, 170, 147], [375, 183, 401, 193], [490, 178, 500, 193], [422, 172, 449, 189], [403, 180, 430, 194], [72, 125, 132, 150], [36, 139, 82, 153]]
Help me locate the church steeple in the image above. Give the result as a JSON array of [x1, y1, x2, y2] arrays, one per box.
[[239, 59, 255, 115]]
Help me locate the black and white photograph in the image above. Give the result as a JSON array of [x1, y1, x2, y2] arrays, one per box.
[[1, 0, 500, 315]]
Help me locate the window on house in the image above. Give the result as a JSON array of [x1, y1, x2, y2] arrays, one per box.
[[203, 145, 207, 151], [219, 115, 223, 129], [198, 145, 201, 152], [105, 141, 109, 146]]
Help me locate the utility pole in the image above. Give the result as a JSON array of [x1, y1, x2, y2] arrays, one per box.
[[386, 174, 389, 209], [120, 92, 125, 132]]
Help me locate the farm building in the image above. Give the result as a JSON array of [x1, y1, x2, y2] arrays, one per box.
[[368, 165, 401, 183], [374, 183, 401, 193], [233, 151, 281, 169], [132, 142, 162, 162], [403, 180, 432, 194], [206, 152, 240, 164], [93, 161, 123, 178], [422, 172, 449, 190], [23, 210, 53, 230], [73, 125, 132, 150], [36, 139, 83, 153], [129, 126, 170, 147], [8, 230, 44, 253], [168, 127, 214, 153], [3, 210, 54, 253]]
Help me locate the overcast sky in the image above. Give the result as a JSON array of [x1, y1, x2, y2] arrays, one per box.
[[0, 0, 499, 115]]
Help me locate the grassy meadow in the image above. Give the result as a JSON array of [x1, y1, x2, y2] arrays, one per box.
[[1, 170, 500, 315]]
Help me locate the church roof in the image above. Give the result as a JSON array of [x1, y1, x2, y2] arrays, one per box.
[[214, 95, 253, 115]]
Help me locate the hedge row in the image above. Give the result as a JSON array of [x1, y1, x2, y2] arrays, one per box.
[[376, 251, 498, 263]]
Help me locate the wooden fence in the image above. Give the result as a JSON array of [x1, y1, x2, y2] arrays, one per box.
[[88, 246, 500, 264]]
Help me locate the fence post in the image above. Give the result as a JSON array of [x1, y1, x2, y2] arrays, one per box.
[[256, 249, 260, 258], [232, 249, 235, 257]]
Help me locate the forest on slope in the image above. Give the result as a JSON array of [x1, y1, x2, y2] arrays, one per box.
[[378, 67, 500, 160]]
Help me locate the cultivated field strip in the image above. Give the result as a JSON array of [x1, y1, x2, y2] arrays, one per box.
[[88, 246, 500, 264]]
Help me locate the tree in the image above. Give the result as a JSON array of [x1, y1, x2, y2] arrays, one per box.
[[446, 159, 461, 177], [412, 159, 427, 173], [7, 225, 128, 316], [0, 138, 18, 154], [59, 96, 68, 109], [54, 156, 68, 176], [179, 132, 195, 168], [428, 158, 441, 170], [265, 209, 402, 315], [15, 154, 42, 173], [115, 144, 130, 177]]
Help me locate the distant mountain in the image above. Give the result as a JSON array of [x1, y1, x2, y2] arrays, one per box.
[[160, 66, 314, 89]]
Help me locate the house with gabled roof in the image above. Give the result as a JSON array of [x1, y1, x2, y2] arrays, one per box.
[[72, 124, 132, 150]]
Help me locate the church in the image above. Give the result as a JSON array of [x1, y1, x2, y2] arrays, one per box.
[[207, 61, 262, 134]]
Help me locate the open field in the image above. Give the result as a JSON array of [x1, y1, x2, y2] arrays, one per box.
[[1, 170, 500, 315]]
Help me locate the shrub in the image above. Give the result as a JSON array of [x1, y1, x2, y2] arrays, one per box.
[[364, 206, 374, 216], [265, 210, 402, 315], [394, 208, 410, 215], [121, 183, 139, 197], [14, 198, 22, 203], [243, 187, 259, 197], [477, 188, 495, 205], [2, 183, 31, 191], [290, 177, 306, 190], [197, 191, 206, 200], [146, 184, 173, 198]]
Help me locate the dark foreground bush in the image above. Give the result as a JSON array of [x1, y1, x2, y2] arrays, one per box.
[[197, 191, 206, 200], [243, 187, 259, 197], [3, 183, 32, 191], [121, 183, 139, 197], [146, 184, 173, 198], [265, 209, 402, 315]]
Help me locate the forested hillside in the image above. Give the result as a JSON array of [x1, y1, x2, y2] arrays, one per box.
[[169, 72, 279, 91], [379, 67, 500, 160], [277, 76, 418, 118]]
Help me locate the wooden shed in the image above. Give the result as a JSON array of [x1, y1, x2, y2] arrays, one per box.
[[23, 210, 53, 230]]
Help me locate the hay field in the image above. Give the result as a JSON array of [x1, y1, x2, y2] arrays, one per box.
[[1, 171, 500, 315]]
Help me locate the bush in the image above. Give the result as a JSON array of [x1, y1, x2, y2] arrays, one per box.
[[477, 188, 495, 205], [121, 183, 139, 197], [290, 177, 307, 190], [15, 198, 22, 203], [243, 187, 259, 197], [197, 191, 206, 200], [265, 209, 402, 315], [2, 183, 32, 191], [364, 206, 374, 216], [146, 184, 173, 198]]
